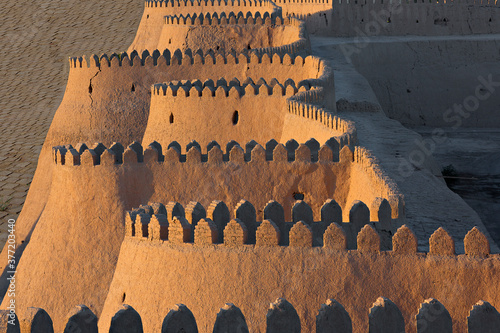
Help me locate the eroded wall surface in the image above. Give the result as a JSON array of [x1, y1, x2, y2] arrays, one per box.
[[331, 0, 500, 37], [344, 37, 500, 127], [99, 238, 500, 332]]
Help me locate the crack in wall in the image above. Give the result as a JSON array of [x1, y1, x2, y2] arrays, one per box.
[[88, 69, 101, 130]]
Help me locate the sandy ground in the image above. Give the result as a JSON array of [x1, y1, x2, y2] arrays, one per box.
[[0, 0, 143, 247]]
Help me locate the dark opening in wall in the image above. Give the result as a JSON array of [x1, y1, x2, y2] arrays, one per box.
[[122, 293, 126, 302], [293, 192, 305, 200], [490, 18, 492, 22], [416, 19, 419, 23], [147, 14, 149, 19], [387, 17, 391, 23], [247, 44, 251, 49], [232, 111, 239, 125], [131, 84, 135, 92], [88, 83, 92, 94], [169, 39, 172, 44], [169, 113, 174, 124]]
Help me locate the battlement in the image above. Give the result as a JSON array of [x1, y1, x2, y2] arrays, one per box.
[[68, 48, 313, 69], [159, 13, 309, 58], [287, 100, 357, 147], [145, 0, 278, 9], [152, 77, 299, 97], [52, 138, 354, 166], [12, 298, 500, 332], [128, 197, 494, 255], [164, 11, 284, 25], [125, 195, 408, 248]]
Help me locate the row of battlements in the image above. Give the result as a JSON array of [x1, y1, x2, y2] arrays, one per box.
[[286, 100, 358, 147], [128, 196, 491, 256], [353, 145, 401, 198], [69, 47, 315, 69], [277, 0, 330, 4], [152, 77, 303, 97], [288, 86, 325, 104], [12, 298, 500, 332], [52, 137, 353, 167], [145, 0, 277, 8], [127, 197, 408, 248], [164, 11, 284, 25]]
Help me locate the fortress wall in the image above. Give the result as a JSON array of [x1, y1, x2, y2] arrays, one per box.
[[347, 147, 404, 223], [143, 82, 289, 148], [53, 140, 353, 221], [280, 101, 356, 147], [99, 234, 500, 332], [52, 140, 404, 222], [344, 38, 500, 127], [0, 163, 128, 333], [280, 113, 346, 145], [50, 53, 325, 147], [158, 20, 302, 52], [277, 0, 332, 35], [3, 142, 356, 331], [130, 0, 280, 53], [331, 0, 500, 37], [22, 298, 500, 333]]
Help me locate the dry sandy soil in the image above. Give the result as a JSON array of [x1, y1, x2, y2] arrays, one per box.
[[0, 0, 144, 246]]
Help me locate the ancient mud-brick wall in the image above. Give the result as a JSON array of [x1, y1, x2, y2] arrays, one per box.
[[131, 0, 282, 52], [58, 52, 332, 147], [96, 222, 499, 332], [125, 195, 400, 247], [277, 0, 332, 35], [159, 13, 309, 54], [331, 0, 500, 36], [15, 297, 500, 333], [53, 139, 403, 223], [147, 78, 294, 148]]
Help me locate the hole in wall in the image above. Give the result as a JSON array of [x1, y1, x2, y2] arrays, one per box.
[[489, 18, 492, 22], [216, 46, 220, 50], [88, 83, 93, 94], [387, 17, 391, 23], [416, 19, 419, 23], [247, 44, 251, 49], [122, 293, 126, 302], [293, 192, 305, 200], [147, 14, 149, 19], [169, 113, 174, 124], [169, 38, 172, 44], [407, 89, 411, 93], [232, 111, 239, 125], [131, 84, 135, 92]]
